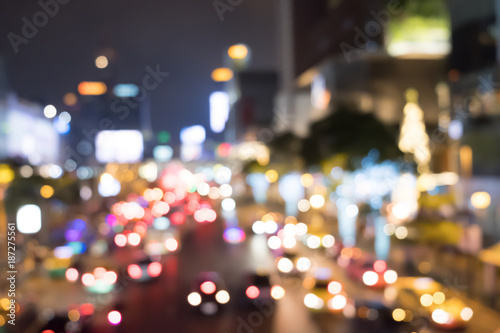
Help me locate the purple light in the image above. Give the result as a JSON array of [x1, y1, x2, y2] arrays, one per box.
[[223, 227, 246, 244], [65, 229, 82, 242], [71, 219, 86, 231]]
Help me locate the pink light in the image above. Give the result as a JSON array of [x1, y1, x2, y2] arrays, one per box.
[[82, 273, 95, 287], [127, 264, 142, 280], [65, 268, 79, 282], [170, 212, 185, 225], [147, 262, 162, 277], [373, 260, 387, 273], [80, 303, 94, 316], [200, 281, 216, 294], [246, 286, 260, 299], [114, 234, 127, 247], [107, 310, 122, 325]]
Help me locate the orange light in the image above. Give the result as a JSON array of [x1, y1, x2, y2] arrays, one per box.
[[78, 81, 107, 95], [211, 68, 233, 82], [63, 92, 78, 106], [228, 44, 248, 59]]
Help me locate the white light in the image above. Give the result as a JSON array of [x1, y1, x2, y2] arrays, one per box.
[[395, 226, 408, 239], [346, 204, 359, 217], [304, 293, 324, 309], [283, 224, 297, 236], [306, 235, 321, 249], [221, 198, 236, 211], [296, 223, 308, 236], [362, 271, 379, 286], [48, 164, 63, 179], [296, 257, 311, 272], [383, 270, 398, 284], [210, 92, 230, 133], [59, 111, 71, 124], [44, 105, 57, 118], [153, 145, 173, 162], [267, 236, 282, 250], [264, 220, 278, 234], [98, 173, 121, 197], [322, 235, 335, 248], [328, 295, 347, 310], [277, 257, 293, 273], [214, 166, 232, 184], [219, 184, 233, 197], [180, 125, 206, 145], [448, 119, 463, 140], [17, 204, 42, 234], [197, 182, 210, 196], [460, 307, 473, 321], [309, 194, 325, 208], [298, 199, 311, 212], [432, 309, 450, 324], [80, 186, 92, 200], [215, 290, 230, 304], [95, 130, 144, 163], [252, 220, 266, 234], [282, 236, 297, 249], [187, 292, 202, 306]]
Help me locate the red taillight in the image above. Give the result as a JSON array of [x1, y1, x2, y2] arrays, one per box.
[[246, 286, 260, 299]]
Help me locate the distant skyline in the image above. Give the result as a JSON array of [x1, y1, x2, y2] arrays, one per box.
[[0, 0, 278, 142]]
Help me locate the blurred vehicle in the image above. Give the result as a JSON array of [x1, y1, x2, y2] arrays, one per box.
[[126, 257, 163, 282], [242, 272, 285, 304], [303, 267, 348, 313], [385, 277, 473, 330], [187, 271, 230, 315], [350, 299, 399, 332], [346, 257, 398, 289]]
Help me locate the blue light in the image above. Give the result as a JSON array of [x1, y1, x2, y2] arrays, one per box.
[[154, 217, 170, 230], [223, 227, 246, 244], [53, 117, 70, 134], [113, 84, 139, 97]]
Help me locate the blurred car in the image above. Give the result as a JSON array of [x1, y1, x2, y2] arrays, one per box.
[[346, 258, 398, 289], [303, 268, 348, 313], [187, 272, 230, 315], [350, 299, 399, 332], [385, 277, 473, 330], [126, 257, 163, 282], [242, 272, 285, 303]]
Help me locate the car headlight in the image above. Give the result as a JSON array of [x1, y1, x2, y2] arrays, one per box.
[[460, 307, 473, 321]]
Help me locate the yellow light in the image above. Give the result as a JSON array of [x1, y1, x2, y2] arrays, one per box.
[[68, 309, 80, 322], [420, 294, 433, 307], [211, 68, 233, 82], [0, 315, 4, 326], [265, 169, 278, 183], [392, 308, 406, 321], [78, 81, 107, 95], [309, 194, 325, 209], [40, 185, 54, 198], [0, 298, 9, 311], [433, 291, 445, 305], [471, 191, 491, 209], [95, 55, 109, 69], [0, 164, 14, 184], [215, 290, 230, 304], [228, 44, 248, 59], [301, 173, 314, 187], [63, 92, 78, 106], [270, 285, 285, 300]]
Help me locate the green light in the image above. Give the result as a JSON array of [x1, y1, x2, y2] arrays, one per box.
[[158, 131, 171, 144]]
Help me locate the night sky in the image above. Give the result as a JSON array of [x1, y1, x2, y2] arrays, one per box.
[[1, 0, 278, 141]]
